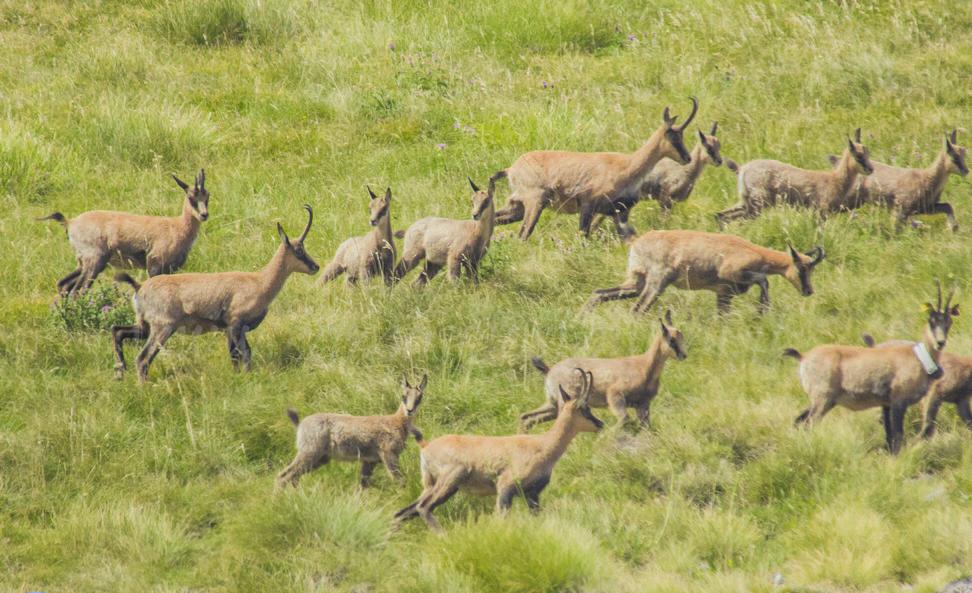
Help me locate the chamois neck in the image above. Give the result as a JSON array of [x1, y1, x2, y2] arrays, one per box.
[[624, 127, 669, 181], [832, 151, 860, 197], [476, 200, 495, 243], [179, 199, 202, 237], [258, 243, 296, 300], [640, 334, 671, 377], [759, 248, 794, 276], [684, 142, 709, 178], [536, 412, 582, 462], [376, 211, 393, 242], [924, 151, 953, 198]]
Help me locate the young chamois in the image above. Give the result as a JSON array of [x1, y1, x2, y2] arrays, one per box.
[[827, 130, 968, 230], [393, 178, 495, 286], [276, 375, 427, 489], [716, 129, 873, 226], [491, 97, 699, 240], [319, 187, 396, 285], [784, 282, 959, 454], [393, 369, 602, 531], [861, 333, 972, 439], [591, 122, 725, 235], [585, 230, 824, 314], [520, 311, 686, 431], [111, 206, 319, 382], [39, 170, 210, 297]]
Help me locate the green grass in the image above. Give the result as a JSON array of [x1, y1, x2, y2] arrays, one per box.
[[2, 0, 972, 591]]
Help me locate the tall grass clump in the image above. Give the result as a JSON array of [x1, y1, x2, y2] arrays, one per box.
[[150, 0, 301, 47]]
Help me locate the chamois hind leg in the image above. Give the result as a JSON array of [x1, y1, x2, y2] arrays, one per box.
[[956, 397, 972, 431], [378, 449, 405, 485], [585, 273, 646, 311], [393, 247, 424, 283], [519, 402, 559, 432], [607, 391, 631, 428], [413, 262, 442, 287], [931, 202, 958, 231], [631, 274, 673, 315], [359, 461, 377, 488], [799, 397, 836, 428], [75, 253, 110, 295], [446, 253, 462, 282], [112, 322, 148, 379], [275, 450, 330, 490], [416, 467, 466, 532], [494, 198, 524, 225], [57, 267, 82, 297], [518, 190, 549, 240], [887, 404, 907, 454], [135, 325, 175, 383]]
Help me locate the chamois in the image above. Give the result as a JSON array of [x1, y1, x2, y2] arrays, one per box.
[[591, 122, 725, 235], [520, 310, 686, 431], [111, 206, 319, 382], [491, 97, 699, 240], [393, 369, 602, 531], [276, 375, 427, 489], [784, 282, 959, 454], [827, 130, 968, 230], [716, 129, 873, 225], [861, 333, 972, 439], [319, 187, 396, 285], [393, 177, 495, 286], [585, 230, 824, 314], [39, 170, 210, 297]]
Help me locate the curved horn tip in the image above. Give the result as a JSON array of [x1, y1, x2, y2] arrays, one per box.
[[936, 278, 943, 310]]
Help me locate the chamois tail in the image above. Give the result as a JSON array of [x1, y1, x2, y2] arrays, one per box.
[[286, 409, 300, 427], [782, 348, 802, 360], [113, 272, 141, 292]]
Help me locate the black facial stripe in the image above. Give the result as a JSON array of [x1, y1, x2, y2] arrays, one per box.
[[373, 204, 389, 221], [853, 152, 870, 169], [799, 266, 811, 292], [951, 152, 967, 172]]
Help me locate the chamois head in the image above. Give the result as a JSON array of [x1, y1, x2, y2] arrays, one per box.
[[172, 169, 210, 222], [845, 128, 874, 175], [557, 369, 604, 433], [924, 280, 960, 350], [659, 309, 687, 360], [367, 186, 392, 227], [468, 177, 493, 221], [400, 374, 427, 417], [276, 205, 320, 275], [660, 96, 700, 165], [945, 129, 969, 177], [697, 121, 724, 167], [784, 243, 826, 297]]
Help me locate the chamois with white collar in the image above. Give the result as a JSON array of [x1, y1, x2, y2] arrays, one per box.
[[521, 310, 686, 430], [585, 230, 824, 314], [319, 187, 396, 285], [784, 282, 959, 454], [827, 130, 968, 230], [716, 129, 873, 225], [393, 369, 603, 531], [393, 177, 495, 285], [491, 98, 699, 240], [111, 206, 319, 382], [39, 170, 210, 296], [276, 375, 427, 489], [861, 333, 972, 439]]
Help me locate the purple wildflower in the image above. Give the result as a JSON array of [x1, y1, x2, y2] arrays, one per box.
[[101, 305, 113, 313], [388, 42, 396, 51], [436, 143, 447, 150]]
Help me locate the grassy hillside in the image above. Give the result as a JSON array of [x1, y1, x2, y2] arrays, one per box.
[[2, 0, 972, 591]]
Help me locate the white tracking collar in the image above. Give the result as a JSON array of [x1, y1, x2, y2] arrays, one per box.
[[912, 342, 940, 376]]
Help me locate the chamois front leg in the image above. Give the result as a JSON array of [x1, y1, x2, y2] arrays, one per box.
[[957, 398, 972, 431], [522, 474, 550, 514], [359, 461, 377, 488], [76, 254, 110, 295], [886, 404, 907, 455], [135, 325, 176, 383], [636, 402, 651, 428], [931, 202, 958, 231], [631, 273, 674, 315], [919, 396, 943, 439], [57, 267, 83, 297], [379, 449, 405, 485], [606, 391, 631, 428], [495, 475, 518, 514], [112, 322, 147, 379], [578, 201, 597, 237], [446, 252, 463, 282]]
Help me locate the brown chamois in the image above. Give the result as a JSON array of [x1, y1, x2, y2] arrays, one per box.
[[491, 97, 699, 240], [860, 333, 972, 439], [827, 130, 968, 230], [591, 122, 725, 236], [785, 282, 959, 454], [111, 206, 319, 382], [393, 369, 602, 531], [393, 177, 495, 286], [716, 129, 873, 226], [520, 310, 686, 431], [319, 187, 396, 286], [585, 230, 824, 315], [276, 375, 427, 489], [39, 170, 210, 296]]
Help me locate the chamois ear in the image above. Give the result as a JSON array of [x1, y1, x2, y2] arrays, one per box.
[[276, 223, 290, 245], [787, 242, 800, 263], [664, 309, 674, 326], [418, 373, 428, 391], [662, 106, 676, 127], [558, 385, 572, 403], [172, 174, 190, 191], [950, 129, 958, 144], [468, 177, 480, 193], [698, 128, 706, 143], [950, 304, 961, 317], [710, 121, 718, 136], [367, 186, 378, 200], [384, 187, 392, 201], [854, 128, 862, 143], [401, 374, 411, 390], [848, 137, 856, 151], [660, 320, 670, 337]]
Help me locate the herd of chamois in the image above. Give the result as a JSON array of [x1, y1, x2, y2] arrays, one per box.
[[39, 97, 970, 530]]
